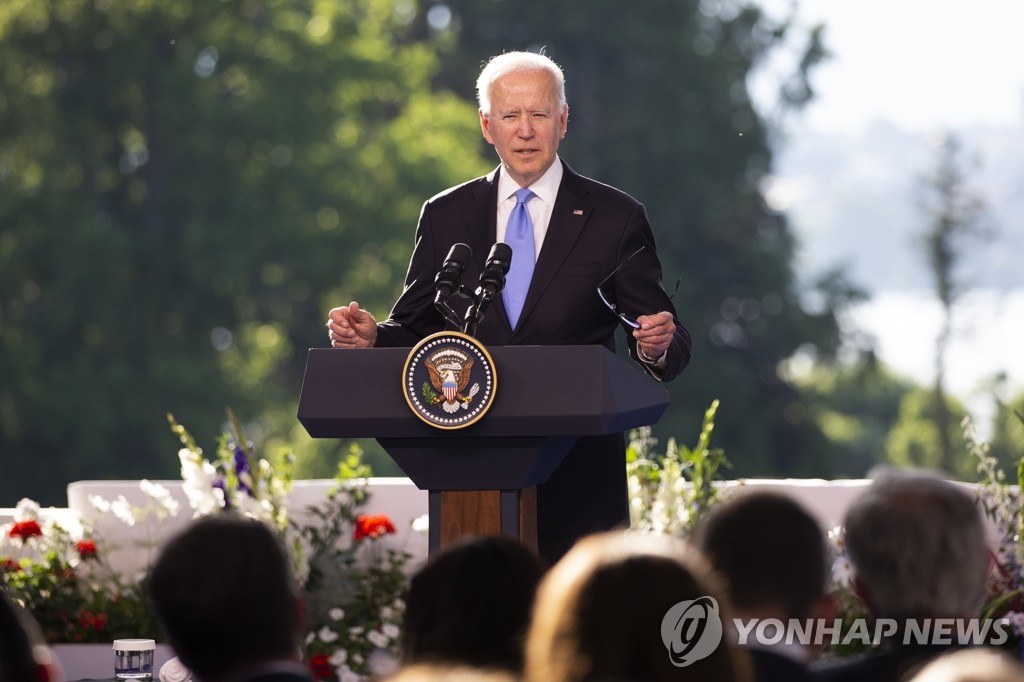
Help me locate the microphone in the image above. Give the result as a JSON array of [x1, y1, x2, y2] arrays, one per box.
[[434, 243, 472, 327], [476, 242, 513, 300], [434, 243, 472, 303], [463, 243, 512, 336]]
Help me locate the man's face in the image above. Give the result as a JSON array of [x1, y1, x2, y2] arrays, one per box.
[[480, 69, 568, 188]]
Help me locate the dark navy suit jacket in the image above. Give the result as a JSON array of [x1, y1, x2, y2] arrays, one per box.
[[374, 160, 692, 543]]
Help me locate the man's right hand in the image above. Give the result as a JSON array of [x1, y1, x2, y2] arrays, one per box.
[[327, 302, 378, 348]]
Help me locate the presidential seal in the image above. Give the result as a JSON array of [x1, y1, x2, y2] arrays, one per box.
[[402, 331, 497, 430]]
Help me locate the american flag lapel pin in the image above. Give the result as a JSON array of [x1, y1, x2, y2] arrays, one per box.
[[573, 209, 584, 215]]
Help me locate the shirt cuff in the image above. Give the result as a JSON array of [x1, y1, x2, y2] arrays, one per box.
[[637, 345, 668, 369]]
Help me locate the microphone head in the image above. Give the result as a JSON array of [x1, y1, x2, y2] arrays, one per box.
[[445, 243, 473, 271], [486, 242, 513, 274]]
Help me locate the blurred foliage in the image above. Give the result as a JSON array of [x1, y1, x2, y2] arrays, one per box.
[[0, 0, 487, 503], [1, 0, 1015, 505], [790, 349, 916, 477]]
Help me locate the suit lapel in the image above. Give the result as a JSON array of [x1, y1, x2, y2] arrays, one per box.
[[513, 162, 592, 335], [461, 167, 500, 258]]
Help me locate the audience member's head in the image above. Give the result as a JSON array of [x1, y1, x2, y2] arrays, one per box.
[[402, 535, 544, 673], [0, 591, 62, 682], [524, 531, 750, 682], [695, 491, 830, 622], [147, 515, 304, 682], [844, 468, 987, 619], [909, 647, 1024, 682]]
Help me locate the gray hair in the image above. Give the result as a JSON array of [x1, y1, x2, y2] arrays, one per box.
[[476, 51, 566, 114], [844, 468, 988, 618]]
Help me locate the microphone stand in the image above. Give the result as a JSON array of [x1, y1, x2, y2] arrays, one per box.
[[463, 286, 496, 337]]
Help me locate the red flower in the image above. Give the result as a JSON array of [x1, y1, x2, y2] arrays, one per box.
[[307, 653, 333, 681], [76, 539, 98, 559], [2, 558, 21, 572], [77, 609, 107, 632], [354, 514, 396, 540], [8, 520, 43, 541]]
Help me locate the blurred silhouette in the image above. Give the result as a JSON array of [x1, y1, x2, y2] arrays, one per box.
[[814, 468, 989, 682], [0, 591, 63, 682], [382, 662, 519, 682], [909, 648, 1024, 682], [401, 535, 544, 674], [524, 531, 751, 682], [147, 516, 312, 682], [696, 491, 833, 682]]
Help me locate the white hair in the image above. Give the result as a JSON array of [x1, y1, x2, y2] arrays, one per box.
[[476, 51, 566, 113], [844, 468, 988, 618]]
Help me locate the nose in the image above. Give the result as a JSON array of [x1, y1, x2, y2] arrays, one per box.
[[517, 115, 535, 138]]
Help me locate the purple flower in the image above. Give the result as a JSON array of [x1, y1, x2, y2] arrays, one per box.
[[233, 444, 254, 496]]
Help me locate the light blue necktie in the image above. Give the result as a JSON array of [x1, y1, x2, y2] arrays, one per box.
[[502, 187, 536, 330]]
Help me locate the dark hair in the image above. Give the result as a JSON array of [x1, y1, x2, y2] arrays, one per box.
[[695, 491, 828, 619], [147, 515, 301, 679], [402, 535, 544, 673]]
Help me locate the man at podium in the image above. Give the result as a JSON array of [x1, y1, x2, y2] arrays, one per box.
[[327, 51, 692, 564]]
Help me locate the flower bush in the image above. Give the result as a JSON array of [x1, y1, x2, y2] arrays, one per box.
[[1, 410, 412, 682], [970, 411, 1024, 656], [627, 399, 728, 536], [1, 498, 157, 642]]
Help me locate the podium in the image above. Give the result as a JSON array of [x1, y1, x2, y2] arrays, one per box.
[[297, 345, 669, 557]]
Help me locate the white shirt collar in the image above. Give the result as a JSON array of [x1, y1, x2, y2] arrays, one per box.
[[497, 157, 563, 206]]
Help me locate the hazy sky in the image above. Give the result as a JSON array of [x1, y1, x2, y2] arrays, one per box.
[[755, 0, 1024, 134], [753, 0, 1024, 410]]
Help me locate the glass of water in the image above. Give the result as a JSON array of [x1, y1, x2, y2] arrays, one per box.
[[113, 639, 155, 682]]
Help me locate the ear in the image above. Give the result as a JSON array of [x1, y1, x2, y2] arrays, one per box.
[[559, 104, 569, 138], [480, 110, 495, 145]]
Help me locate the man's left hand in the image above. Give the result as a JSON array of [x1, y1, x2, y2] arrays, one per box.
[[633, 311, 675, 360]]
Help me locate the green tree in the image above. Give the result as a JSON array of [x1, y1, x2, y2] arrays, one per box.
[[887, 387, 971, 478], [986, 386, 1024, 473], [0, 0, 489, 504], [415, 0, 852, 476], [793, 349, 915, 477], [916, 133, 992, 472]]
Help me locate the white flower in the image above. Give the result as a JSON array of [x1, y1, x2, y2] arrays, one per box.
[[329, 608, 345, 621], [110, 496, 137, 527], [381, 623, 400, 639], [328, 649, 348, 666], [338, 668, 361, 682], [317, 626, 338, 643], [15, 498, 41, 521], [411, 514, 429, 534], [179, 451, 222, 516], [831, 556, 854, 587], [348, 626, 364, 637], [379, 606, 393, 621], [305, 632, 316, 646], [140, 480, 181, 516], [88, 495, 111, 513], [367, 629, 389, 648]]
